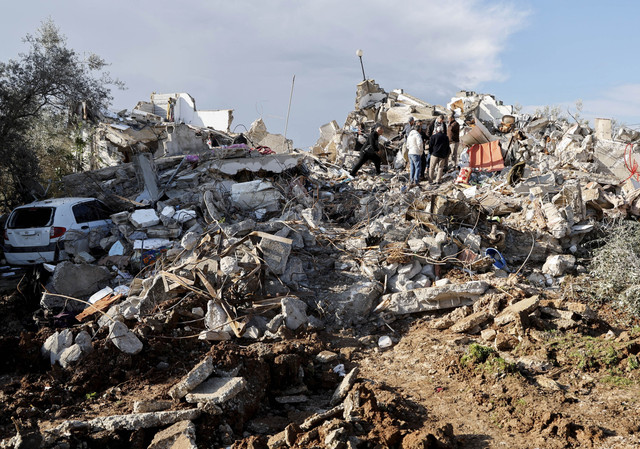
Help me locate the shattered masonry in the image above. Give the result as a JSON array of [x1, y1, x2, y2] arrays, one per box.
[[2, 81, 640, 448]]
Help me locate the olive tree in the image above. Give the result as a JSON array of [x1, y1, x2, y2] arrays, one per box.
[[0, 20, 122, 212]]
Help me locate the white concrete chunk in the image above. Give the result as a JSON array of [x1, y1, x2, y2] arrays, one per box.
[[184, 377, 246, 405], [379, 281, 489, 315], [108, 321, 143, 355], [282, 297, 307, 330], [130, 209, 160, 228], [168, 355, 214, 399]]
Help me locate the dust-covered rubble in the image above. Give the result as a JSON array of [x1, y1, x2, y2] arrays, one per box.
[[2, 79, 640, 448]]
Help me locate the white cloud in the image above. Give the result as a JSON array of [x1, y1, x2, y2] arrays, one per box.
[[522, 84, 640, 129], [581, 84, 640, 127]]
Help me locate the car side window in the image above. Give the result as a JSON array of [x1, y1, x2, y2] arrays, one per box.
[[73, 200, 112, 224], [72, 203, 93, 224]]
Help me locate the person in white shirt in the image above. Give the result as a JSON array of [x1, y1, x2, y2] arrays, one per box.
[[406, 124, 424, 186]]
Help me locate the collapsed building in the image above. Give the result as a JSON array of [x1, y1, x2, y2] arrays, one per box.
[[2, 80, 640, 448]]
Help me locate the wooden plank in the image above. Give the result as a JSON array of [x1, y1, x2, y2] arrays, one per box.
[[75, 294, 123, 321]]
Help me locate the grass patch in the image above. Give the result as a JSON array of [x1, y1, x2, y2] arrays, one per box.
[[602, 374, 634, 387], [628, 355, 639, 371], [460, 343, 516, 375]]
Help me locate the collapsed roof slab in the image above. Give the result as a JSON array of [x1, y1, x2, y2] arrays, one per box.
[[204, 153, 306, 176]]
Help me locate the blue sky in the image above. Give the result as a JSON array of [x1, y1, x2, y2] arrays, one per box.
[[1, 0, 639, 146]]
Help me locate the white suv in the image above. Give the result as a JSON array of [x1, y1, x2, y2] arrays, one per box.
[[3, 198, 112, 265]]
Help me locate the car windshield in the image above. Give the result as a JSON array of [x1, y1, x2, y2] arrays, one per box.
[[7, 207, 54, 228]]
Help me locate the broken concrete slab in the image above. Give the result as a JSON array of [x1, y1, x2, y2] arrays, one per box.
[[168, 355, 215, 400], [87, 409, 201, 432], [330, 367, 359, 406], [41, 329, 74, 365], [207, 153, 304, 176], [75, 330, 93, 353], [184, 377, 246, 405], [231, 180, 284, 212], [316, 351, 339, 363], [148, 420, 197, 449], [59, 343, 84, 368], [542, 254, 576, 277], [281, 296, 308, 330], [450, 311, 492, 334], [259, 235, 292, 275], [40, 292, 85, 313], [133, 400, 172, 414], [130, 209, 160, 228], [377, 281, 489, 315], [204, 301, 232, 338], [494, 296, 540, 326], [108, 320, 143, 355], [335, 281, 384, 324], [52, 262, 112, 298]]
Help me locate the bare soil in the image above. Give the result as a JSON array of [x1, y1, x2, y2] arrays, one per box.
[[2, 270, 640, 448]]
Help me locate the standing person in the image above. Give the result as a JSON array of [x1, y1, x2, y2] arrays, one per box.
[[400, 116, 415, 167], [403, 116, 415, 139], [447, 114, 460, 169], [407, 123, 423, 186], [428, 125, 450, 184], [417, 120, 429, 181], [427, 114, 447, 138], [350, 125, 384, 177]]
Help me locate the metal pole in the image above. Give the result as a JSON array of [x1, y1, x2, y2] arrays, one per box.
[[284, 74, 295, 149], [359, 56, 366, 81]]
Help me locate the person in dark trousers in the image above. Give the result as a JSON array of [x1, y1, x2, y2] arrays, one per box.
[[447, 114, 461, 169], [350, 125, 384, 177], [428, 125, 450, 184], [417, 120, 429, 181]]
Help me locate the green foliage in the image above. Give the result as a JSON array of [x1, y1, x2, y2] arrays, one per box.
[[461, 343, 494, 365], [587, 221, 640, 317], [602, 375, 634, 387], [0, 19, 122, 212], [460, 343, 515, 375], [627, 355, 639, 371], [85, 391, 97, 400]]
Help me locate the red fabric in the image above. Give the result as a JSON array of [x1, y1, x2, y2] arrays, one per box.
[[468, 140, 504, 172]]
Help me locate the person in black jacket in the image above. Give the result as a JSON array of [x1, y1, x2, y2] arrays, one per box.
[[427, 115, 447, 139], [428, 125, 450, 184], [417, 120, 429, 181], [350, 125, 384, 177]]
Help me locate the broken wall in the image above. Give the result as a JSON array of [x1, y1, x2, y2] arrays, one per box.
[[149, 92, 233, 132]]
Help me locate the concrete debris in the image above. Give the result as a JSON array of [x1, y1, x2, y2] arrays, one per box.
[[51, 262, 112, 299], [147, 420, 197, 449], [184, 377, 246, 405], [377, 281, 490, 315], [542, 254, 576, 277], [133, 400, 172, 414], [6, 77, 640, 448], [494, 296, 541, 326], [108, 320, 143, 354], [168, 356, 215, 400], [87, 409, 201, 432], [41, 329, 73, 365], [330, 367, 359, 406], [281, 296, 308, 330]]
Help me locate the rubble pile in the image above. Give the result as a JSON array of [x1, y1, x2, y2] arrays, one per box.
[[2, 80, 640, 448]]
